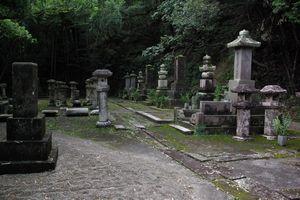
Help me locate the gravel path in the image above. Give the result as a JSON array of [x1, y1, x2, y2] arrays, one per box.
[[0, 133, 230, 200]]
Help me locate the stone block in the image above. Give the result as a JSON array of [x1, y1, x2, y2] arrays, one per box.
[[66, 108, 89, 116], [199, 101, 232, 115], [190, 113, 236, 126], [199, 79, 215, 92], [0, 133, 52, 161], [12, 62, 38, 118], [6, 116, 45, 140]]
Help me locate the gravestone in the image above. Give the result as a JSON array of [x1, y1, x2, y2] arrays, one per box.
[[129, 72, 137, 92], [93, 69, 113, 127], [169, 55, 187, 99], [0, 62, 58, 174], [70, 81, 81, 107], [85, 78, 92, 106], [145, 64, 156, 90], [0, 83, 7, 100], [47, 79, 56, 107], [124, 73, 131, 92], [137, 71, 146, 100], [90, 77, 98, 109], [227, 30, 261, 103], [156, 64, 168, 95]]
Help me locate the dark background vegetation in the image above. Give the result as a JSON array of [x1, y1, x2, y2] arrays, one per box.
[[0, 0, 299, 96]]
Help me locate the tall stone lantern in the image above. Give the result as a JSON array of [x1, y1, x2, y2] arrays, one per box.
[[260, 85, 287, 140], [157, 64, 168, 94], [232, 84, 259, 141], [93, 69, 113, 127], [227, 30, 261, 103], [47, 79, 56, 107]]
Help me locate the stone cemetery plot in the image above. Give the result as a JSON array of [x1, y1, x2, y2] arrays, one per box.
[[0, 62, 58, 174]]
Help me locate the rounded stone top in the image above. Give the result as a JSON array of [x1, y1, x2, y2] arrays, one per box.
[[124, 72, 130, 78], [227, 29, 261, 49], [69, 81, 78, 85], [203, 54, 211, 61], [260, 85, 287, 94], [93, 69, 113, 78], [130, 71, 137, 77], [47, 79, 56, 83], [231, 84, 259, 94]]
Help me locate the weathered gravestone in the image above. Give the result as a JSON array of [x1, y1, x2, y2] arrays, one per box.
[[0, 62, 58, 174], [124, 72, 131, 93], [137, 71, 146, 100], [227, 30, 261, 104], [70, 81, 81, 107], [85, 78, 92, 106], [93, 69, 113, 127], [47, 79, 56, 107], [169, 55, 187, 99], [145, 64, 156, 90], [156, 64, 168, 95]]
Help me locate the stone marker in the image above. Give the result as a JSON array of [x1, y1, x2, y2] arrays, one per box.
[[129, 71, 137, 92], [0, 83, 7, 100], [47, 79, 56, 107], [145, 64, 156, 90], [90, 77, 98, 109], [65, 108, 89, 117], [0, 62, 58, 174], [260, 85, 287, 140], [231, 84, 258, 141], [124, 72, 131, 92], [137, 71, 146, 100], [227, 30, 261, 103], [169, 55, 187, 99], [93, 69, 113, 127], [85, 78, 92, 106], [70, 81, 81, 107], [157, 64, 168, 94]]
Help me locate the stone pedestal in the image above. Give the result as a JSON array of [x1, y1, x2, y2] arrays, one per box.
[[93, 69, 113, 127], [47, 79, 56, 107], [157, 64, 168, 95], [227, 30, 261, 104], [260, 85, 287, 140], [231, 84, 258, 141], [0, 62, 58, 174]]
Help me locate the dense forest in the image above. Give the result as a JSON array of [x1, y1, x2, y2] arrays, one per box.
[[0, 0, 299, 95]]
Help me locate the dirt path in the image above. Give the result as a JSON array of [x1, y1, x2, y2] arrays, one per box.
[[0, 132, 231, 200]]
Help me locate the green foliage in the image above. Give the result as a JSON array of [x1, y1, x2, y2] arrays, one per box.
[[130, 89, 140, 101], [272, 0, 300, 24], [147, 89, 157, 105], [156, 94, 169, 108], [214, 84, 224, 101], [273, 114, 292, 136], [194, 124, 206, 136], [180, 92, 192, 104]]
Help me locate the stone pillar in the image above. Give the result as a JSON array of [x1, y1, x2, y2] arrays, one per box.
[[137, 71, 146, 100], [145, 64, 156, 90], [70, 81, 81, 107], [231, 84, 258, 141], [85, 78, 92, 105], [69, 81, 78, 102], [47, 79, 56, 107], [0, 62, 57, 174], [157, 64, 168, 94], [260, 85, 287, 140], [227, 30, 261, 103], [0, 83, 7, 100], [169, 55, 187, 99], [129, 72, 137, 92], [124, 73, 131, 92], [90, 77, 98, 109], [59, 82, 68, 107], [93, 69, 113, 127]]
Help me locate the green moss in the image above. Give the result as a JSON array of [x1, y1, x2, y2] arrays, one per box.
[[212, 179, 258, 200], [38, 99, 48, 112]]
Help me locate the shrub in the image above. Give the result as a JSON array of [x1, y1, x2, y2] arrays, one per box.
[[147, 89, 157, 105], [273, 114, 292, 136], [180, 92, 192, 104], [131, 89, 140, 101], [195, 124, 206, 136]]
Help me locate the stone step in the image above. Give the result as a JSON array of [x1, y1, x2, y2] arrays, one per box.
[[169, 124, 193, 135], [136, 111, 173, 124]]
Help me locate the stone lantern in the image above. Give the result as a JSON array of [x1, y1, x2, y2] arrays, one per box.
[[69, 81, 81, 107], [47, 79, 56, 107], [157, 64, 168, 94], [93, 69, 113, 127], [129, 72, 137, 92], [0, 83, 7, 100], [137, 71, 146, 100], [58, 82, 68, 107], [260, 85, 287, 140], [90, 77, 98, 109], [232, 84, 259, 141], [227, 30, 261, 103], [199, 54, 216, 100], [124, 72, 131, 92]]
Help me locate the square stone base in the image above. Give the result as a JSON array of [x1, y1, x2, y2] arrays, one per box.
[[0, 146, 58, 174]]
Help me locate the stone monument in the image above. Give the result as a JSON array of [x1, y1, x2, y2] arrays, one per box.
[[0, 83, 7, 100], [227, 30, 261, 103], [124, 72, 131, 92], [90, 77, 98, 109], [70, 81, 81, 107], [231, 84, 258, 141], [145, 64, 156, 90], [47, 79, 56, 107], [260, 85, 287, 140], [169, 55, 187, 99], [93, 69, 113, 127], [85, 78, 92, 106], [0, 62, 58, 174], [156, 64, 168, 94], [129, 72, 137, 92], [137, 71, 146, 100]]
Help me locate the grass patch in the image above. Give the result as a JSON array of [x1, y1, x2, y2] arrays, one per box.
[[212, 179, 257, 200]]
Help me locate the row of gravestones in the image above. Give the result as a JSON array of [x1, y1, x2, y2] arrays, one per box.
[[173, 30, 289, 141]]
